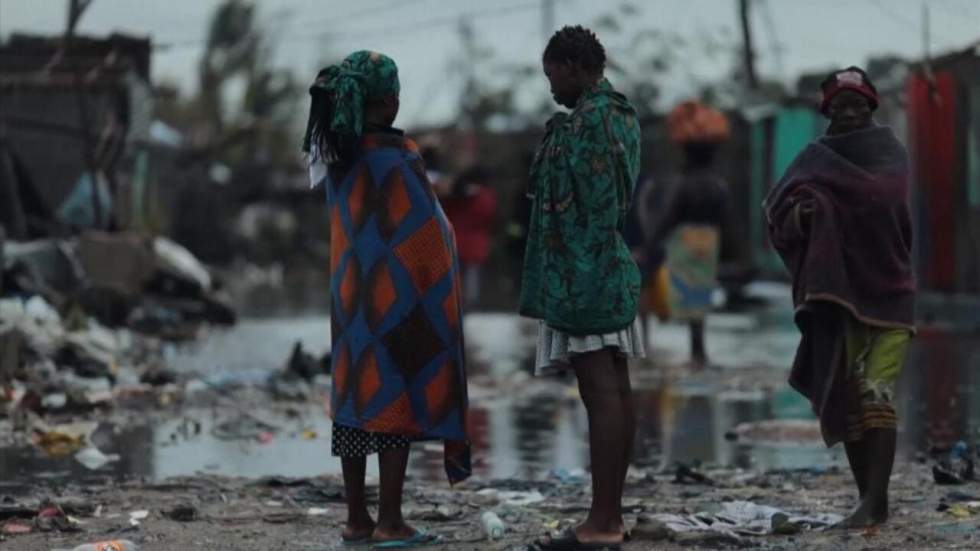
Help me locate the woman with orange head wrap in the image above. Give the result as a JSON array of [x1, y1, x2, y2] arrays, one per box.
[[644, 100, 732, 368]]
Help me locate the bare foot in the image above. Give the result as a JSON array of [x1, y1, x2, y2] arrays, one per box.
[[573, 520, 626, 545], [372, 520, 418, 542], [342, 516, 375, 542], [610, 519, 631, 540], [836, 498, 888, 529]]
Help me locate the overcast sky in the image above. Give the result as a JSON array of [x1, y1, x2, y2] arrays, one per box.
[[2, 0, 978, 127]]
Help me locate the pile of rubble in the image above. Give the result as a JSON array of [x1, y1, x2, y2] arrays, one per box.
[[0, 230, 234, 420], [2, 231, 234, 337]]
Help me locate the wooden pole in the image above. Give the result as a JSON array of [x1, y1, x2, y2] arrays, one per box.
[[739, 0, 758, 90]]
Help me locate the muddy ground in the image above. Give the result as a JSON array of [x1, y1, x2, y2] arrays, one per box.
[[2, 461, 979, 550]]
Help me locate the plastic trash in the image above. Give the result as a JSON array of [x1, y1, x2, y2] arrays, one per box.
[[550, 468, 586, 484], [498, 490, 545, 507], [203, 369, 271, 390], [153, 237, 212, 291], [129, 510, 149, 526], [674, 462, 715, 485], [771, 512, 802, 535], [951, 441, 974, 476], [210, 414, 279, 441], [41, 393, 68, 410], [163, 504, 198, 522], [645, 500, 842, 537], [2, 521, 32, 534], [285, 341, 322, 381], [418, 505, 461, 522], [57, 172, 112, 230], [933, 441, 975, 485], [632, 515, 670, 542], [34, 503, 80, 532], [52, 540, 139, 551], [481, 511, 505, 540], [32, 421, 97, 456], [944, 502, 980, 518], [74, 446, 121, 470]]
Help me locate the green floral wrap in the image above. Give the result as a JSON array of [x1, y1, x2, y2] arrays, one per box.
[[519, 79, 642, 335]]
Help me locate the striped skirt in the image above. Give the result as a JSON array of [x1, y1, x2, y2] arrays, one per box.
[[534, 317, 646, 376]]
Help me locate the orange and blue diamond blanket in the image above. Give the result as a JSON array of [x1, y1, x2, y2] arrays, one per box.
[[325, 131, 470, 484]]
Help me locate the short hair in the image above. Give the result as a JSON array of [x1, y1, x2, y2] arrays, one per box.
[[543, 25, 606, 74]]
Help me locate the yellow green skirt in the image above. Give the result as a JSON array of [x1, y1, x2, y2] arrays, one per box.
[[842, 316, 911, 441]]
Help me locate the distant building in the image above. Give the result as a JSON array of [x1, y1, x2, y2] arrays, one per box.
[[0, 33, 153, 231]]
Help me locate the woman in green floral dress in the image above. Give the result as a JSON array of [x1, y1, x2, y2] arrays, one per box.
[[521, 25, 643, 551]]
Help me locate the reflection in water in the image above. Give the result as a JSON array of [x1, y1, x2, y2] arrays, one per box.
[[632, 384, 841, 471], [3, 298, 977, 490], [0, 423, 157, 494], [898, 329, 980, 454]]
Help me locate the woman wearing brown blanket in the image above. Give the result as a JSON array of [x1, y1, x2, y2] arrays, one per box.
[[764, 67, 915, 528]]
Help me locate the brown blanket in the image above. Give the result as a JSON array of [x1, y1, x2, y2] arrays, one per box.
[[763, 125, 915, 445]]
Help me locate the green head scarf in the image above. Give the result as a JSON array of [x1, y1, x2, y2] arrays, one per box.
[[303, 50, 400, 153]]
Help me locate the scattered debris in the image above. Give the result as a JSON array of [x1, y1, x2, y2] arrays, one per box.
[[770, 512, 802, 535], [415, 506, 463, 522], [0, 502, 39, 520], [74, 446, 121, 470], [52, 539, 139, 551], [139, 363, 178, 386], [32, 421, 97, 456], [645, 500, 842, 538], [729, 419, 823, 443], [284, 341, 325, 381], [211, 414, 279, 441], [76, 232, 155, 298], [481, 511, 505, 539], [951, 505, 980, 522], [497, 491, 545, 507], [632, 515, 671, 542], [932, 441, 975, 485], [548, 468, 586, 485], [945, 491, 980, 502], [153, 237, 213, 293], [162, 504, 199, 522], [34, 503, 81, 533], [2, 521, 32, 535], [128, 510, 149, 526], [674, 462, 715, 485]]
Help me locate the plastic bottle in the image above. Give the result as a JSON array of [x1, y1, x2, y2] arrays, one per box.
[[481, 511, 505, 540], [951, 441, 968, 459], [52, 540, 139, 551], [950, 441, 975, 478]]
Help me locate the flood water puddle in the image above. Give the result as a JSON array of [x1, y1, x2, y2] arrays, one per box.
[[0, 385, 840, 494], [3, 285, 978, 491]]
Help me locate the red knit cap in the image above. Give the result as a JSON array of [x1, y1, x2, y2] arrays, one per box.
[[820, 67, 879, 114]]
